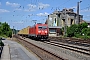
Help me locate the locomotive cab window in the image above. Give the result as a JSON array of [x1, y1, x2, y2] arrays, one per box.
[[38, 26, 47, 29], [42, 26, 47, 29], [38, 26, 42, 29]]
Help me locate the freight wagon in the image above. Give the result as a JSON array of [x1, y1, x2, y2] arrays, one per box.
[[18, 26, 30, 37]]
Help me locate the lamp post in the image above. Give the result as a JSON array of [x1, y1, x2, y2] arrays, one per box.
[[12, 26, 14, 40], [64, 8, 67, 37], [77, 0, 82, 24]]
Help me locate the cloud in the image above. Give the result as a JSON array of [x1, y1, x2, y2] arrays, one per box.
[[84, 15, 90, 18], [86, 15, 90, 17], [24, 9, 35, 12], [24, 4, 37, 12], [81, 9, 90, 12], [13, 21, 24, 24], [38, 3, 50, 9], [25, 3, 50, 12], [6, 1, 20, 7], [14, 8, 22, 11], [70, 6, 77, 9], [27, 4, 37, 8], [37, 12, 49, 16], [0, 9, 10, 13]]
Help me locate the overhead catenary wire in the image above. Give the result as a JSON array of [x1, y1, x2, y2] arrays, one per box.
[[80, 6, 90, 10], [51, 0, 71, 11]]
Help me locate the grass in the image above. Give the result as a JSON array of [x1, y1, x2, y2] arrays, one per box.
[[74, 35, 90, 40], [0, 35, 7, 38], [62, 35, 90, 40]]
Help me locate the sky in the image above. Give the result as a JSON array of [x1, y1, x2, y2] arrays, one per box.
[[0, 0, 90, 30]]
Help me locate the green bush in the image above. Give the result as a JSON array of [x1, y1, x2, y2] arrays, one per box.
[[75, 34, 80, 38], [87, 28, 90, 36], [87, 36, 90, 39], [67, 22, 89, 38], [67, 24, 78, 37]]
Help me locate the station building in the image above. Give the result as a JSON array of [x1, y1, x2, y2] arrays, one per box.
[[45, 9, 83, 36]]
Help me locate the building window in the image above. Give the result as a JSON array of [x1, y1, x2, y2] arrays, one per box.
[[71, 19, 73, 25], [49, 29, 56, 33], [55, 18, 56, 23]]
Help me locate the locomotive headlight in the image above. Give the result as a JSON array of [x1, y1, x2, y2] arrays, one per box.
[[38, 31, 41, 33], [45, 31, 47, 33]]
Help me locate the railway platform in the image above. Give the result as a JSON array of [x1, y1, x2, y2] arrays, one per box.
[[0, 39, 40, 60], [1, 44, 10, 60]]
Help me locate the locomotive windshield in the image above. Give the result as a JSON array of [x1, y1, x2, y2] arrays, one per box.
[[38, 26, 47, 29]]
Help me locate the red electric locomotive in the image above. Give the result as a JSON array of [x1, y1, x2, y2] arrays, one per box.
[[29, 23, 49, 39]]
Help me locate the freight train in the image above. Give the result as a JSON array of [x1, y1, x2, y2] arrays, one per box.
[[18, 23, 49, 40]]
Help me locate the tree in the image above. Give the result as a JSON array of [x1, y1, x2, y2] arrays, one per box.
[[0, 22, 12, 37], [0, 22, 2, 35]]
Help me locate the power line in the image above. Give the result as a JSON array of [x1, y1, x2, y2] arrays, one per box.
[[81, 6, 90, 10], [51, 0, 71, 11], [23, 0, 39, 5], [58, 0, 71, 7]]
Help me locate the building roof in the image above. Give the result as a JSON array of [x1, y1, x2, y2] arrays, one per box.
[[86, 21, 90, 23], [51, 9, 78, 15]]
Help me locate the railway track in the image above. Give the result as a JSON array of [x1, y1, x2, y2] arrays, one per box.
[[13, 35, 67, 60], [48, 37, 90, 47], [43, 40, 90, 56]]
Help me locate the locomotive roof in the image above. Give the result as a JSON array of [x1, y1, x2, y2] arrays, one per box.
[[30, 24, 47, 27]]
